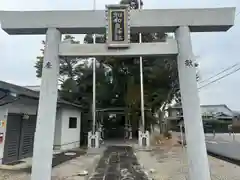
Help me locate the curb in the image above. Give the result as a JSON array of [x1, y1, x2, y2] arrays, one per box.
[[84, 151, 104, 180]]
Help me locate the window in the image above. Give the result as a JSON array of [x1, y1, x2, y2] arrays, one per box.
[[69, 117, 77, 129]]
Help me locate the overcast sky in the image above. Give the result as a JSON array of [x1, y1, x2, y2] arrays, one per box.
[[0, 0, 240, 110]]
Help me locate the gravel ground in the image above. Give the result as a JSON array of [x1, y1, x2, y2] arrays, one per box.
[[2, 135, 240, 180], [0, 170, 29, 180], [0, 153, 101, 180], [136, 143, 240, 180]]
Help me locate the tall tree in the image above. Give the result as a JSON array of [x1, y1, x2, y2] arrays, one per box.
[[80, 0, 180, 128]]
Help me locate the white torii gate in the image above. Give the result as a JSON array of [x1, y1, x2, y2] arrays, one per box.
[[0, 6, 235, 180]]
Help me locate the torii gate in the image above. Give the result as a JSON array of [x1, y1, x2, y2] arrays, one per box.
[[0, 5, 235, 180]]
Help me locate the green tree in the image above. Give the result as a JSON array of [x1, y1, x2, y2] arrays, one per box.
[[80, 0, 180, 129]]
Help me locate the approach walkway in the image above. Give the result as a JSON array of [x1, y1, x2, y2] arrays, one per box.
[[89, 146, 148, 180], [1, 137, 240, 180]]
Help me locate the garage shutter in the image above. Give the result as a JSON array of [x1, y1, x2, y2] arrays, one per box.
[[2, 114, 22, 164], [19, 115, 37, 159]]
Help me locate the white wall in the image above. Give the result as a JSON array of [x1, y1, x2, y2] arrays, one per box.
[[0, 107, 8, 164], [54, 107, 81, 151], [205, 134, 240, 160], [54, 108, 62, 147]]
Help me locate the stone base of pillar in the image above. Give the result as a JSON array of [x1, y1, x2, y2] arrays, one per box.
[[124, 126, 129, 139], [88, 131, 100, 148], [138, 131, 150, 147], [129, 131, 132, 140], [98, 127, 104, 144], [129, 127, 132, 140]]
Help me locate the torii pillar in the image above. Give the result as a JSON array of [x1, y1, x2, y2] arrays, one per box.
[[175, 26, 210, 180]]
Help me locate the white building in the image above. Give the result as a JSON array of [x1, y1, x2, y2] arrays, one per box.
[[0, 80, 83, 164]]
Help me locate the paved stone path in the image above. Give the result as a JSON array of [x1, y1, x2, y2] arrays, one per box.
[[89, 146, 148, 180]]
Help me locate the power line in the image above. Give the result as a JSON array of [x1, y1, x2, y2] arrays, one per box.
[[196, 9, 240, 87], [198, 66, 240, 89], [198, 63, 239, 84], [197, 10, 240, 89]]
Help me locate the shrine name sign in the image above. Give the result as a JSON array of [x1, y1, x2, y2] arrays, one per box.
[[106, 4, 130, 48]]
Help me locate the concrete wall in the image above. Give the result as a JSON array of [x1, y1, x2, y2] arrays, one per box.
[[0, 107, 8, 164], [54, 107, 81, 151], [205, 134, 240, 160]]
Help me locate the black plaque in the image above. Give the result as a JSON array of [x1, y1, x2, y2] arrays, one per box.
[[106, 4, 130, 48], [110, 10, 125, 42]]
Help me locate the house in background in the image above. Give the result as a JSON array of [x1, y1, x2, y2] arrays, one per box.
[[166, 103, 183, 130], [24, 85, 41, 91], [166, 104, 235, 131], [0, 80, 83, 165], [201, 105, 234, 121]]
